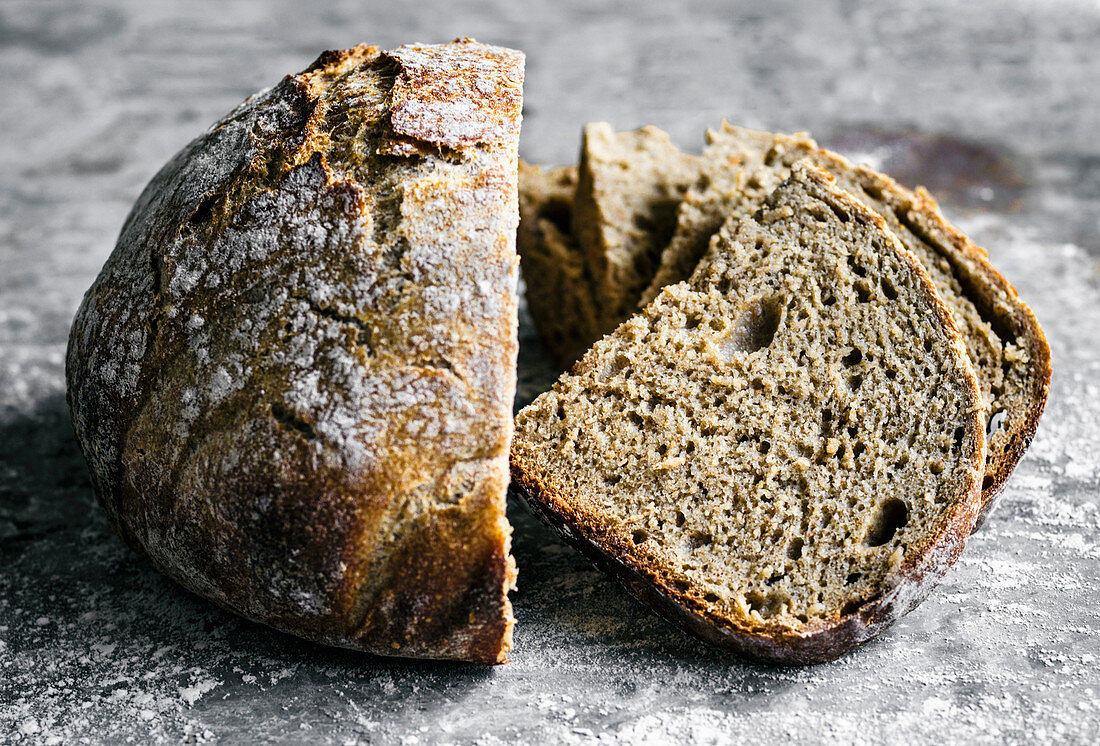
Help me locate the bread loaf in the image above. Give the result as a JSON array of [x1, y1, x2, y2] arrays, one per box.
[[66, 39, 524, 663], [511, 164, 986, 664]]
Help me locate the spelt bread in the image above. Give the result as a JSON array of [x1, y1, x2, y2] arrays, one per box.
[[641, 124, 1050, 526], [66, 39, 524, 664], [511, 164, 986, 664], [516, 124, 699, 366]]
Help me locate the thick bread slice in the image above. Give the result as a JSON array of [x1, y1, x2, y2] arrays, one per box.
[[517, 162, 601, 365], [516, 125, 700, 367], [641, 124, 1050, 527], [511, 164, 986, 665], [66, 40, 524, 663]]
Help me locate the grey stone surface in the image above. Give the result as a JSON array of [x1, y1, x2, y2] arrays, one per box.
[[1, 0, 1098, 743]]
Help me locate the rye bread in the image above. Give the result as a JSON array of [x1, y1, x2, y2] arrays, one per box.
[[517, 162, 601, 366], [511, 164, 986, 664], [641, 124, 1050, 526], [516, 124, 699, 367], [66, 39, 524, 664]]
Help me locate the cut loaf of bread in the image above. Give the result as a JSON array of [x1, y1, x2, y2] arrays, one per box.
[[517, 124, 698, 366], [511, 164, 986, 664], [66, 40, 524, 664], [520, 122, 1050, 525], [641, 124, 1050, 526]]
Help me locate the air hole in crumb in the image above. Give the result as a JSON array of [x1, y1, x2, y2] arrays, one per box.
[[852, 441, 866, 459], [987, 409, 1006, 437], [885, 368, 897, 379], [556, 404, 566, 420], [930, 460, 944, 475], [787, 538, 804, 560], [842, 348, 863, 367], [605, 474, 621, 487], [675, 510, 686, 528], [924, 338, 934, 353], [865, 498, 909, 546], [848, 374, 864, 391], [716, 277, 734, 294], [823, 293, 837, 306], [953, 426, 965, 451], [847, 425, 858, 438], [856, 282, 873, 303], [846, 572, 862, 585], [882, 279, 898, 300], [686, 532, 713, 551], [983, 475, 994, 490], [719, 296, 784, 357], [759, 440, 771, 455], [848, 254, 867, 276], [704, 592, 720, 603], [632, 529, 648, 544], [657, 443, 668, 456], [766, 572, 785, 585], [684, 314, 702, 330]]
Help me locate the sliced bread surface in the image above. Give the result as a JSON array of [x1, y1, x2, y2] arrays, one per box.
[[641, 124, 1050, 524], [516, 124, 700, 366], [573, 123, 701, 336], [511, 164, 986, 664]]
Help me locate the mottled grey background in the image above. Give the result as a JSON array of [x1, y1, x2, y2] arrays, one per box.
[[1, 1, 1098, 744]]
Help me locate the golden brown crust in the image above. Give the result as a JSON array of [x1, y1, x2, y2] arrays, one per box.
[[66, 40, 523, 664]]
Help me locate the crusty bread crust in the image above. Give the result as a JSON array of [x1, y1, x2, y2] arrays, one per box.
[[66, 39, 523, 664], [511, 165, 986, 664]]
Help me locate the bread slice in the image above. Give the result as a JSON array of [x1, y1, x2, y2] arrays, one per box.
[[516, 124, 699, 366], [574, 123, 701, 335], [66, 39, 523, 663], [511, 164, 986, 664], [641, 124, 1050, 526], [517, 162, 601, 365]]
